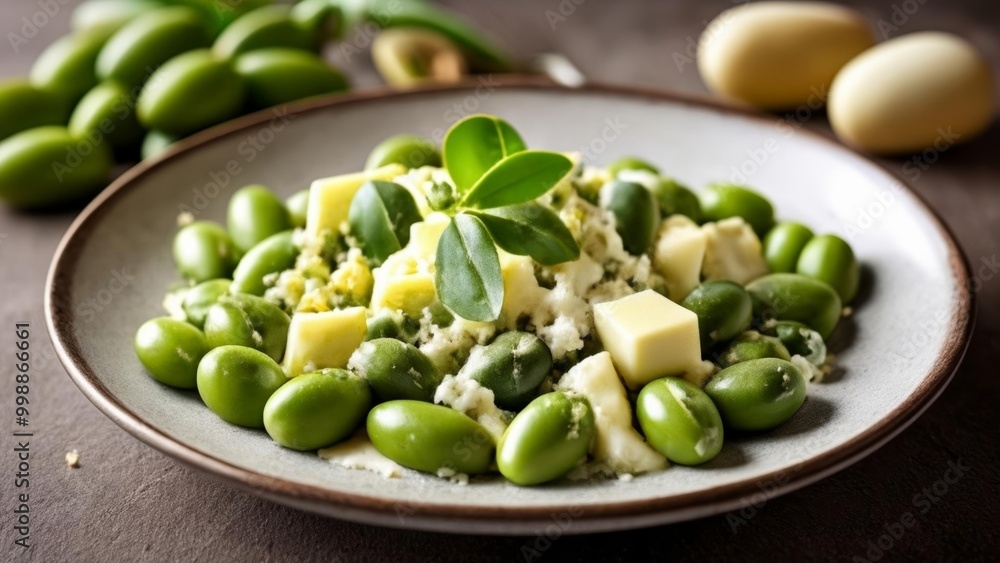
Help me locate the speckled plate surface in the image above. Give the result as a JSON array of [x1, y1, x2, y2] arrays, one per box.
[[45, 80, 974, 535]]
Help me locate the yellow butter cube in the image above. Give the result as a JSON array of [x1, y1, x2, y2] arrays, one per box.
[[305, 164, 405, 239], [283, 307, 367, 376], [593, 289, 701, 389], [653, 215, 708, 302]]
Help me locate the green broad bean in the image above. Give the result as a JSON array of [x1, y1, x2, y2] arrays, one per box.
[[654, 178, 703, 222], [290, 0, 337, 41], [0, 126, 113, 210], [348, 181, 423, 264], [196, 345, 286, 428], [746, 273, 842, 339], [601, 180, 661, 256], [367, 400, 495, 474], [170, 0, 273, 34], [30, 27, 115, 105], [363, 311, 420, 343], [0, 80, 70, 141], [234, 48, 348, 111], [349, 338, 442, 402], [718, 333, 791, 368], [137, 49, 246, 137], [285, 189, 309, 228], [637, 377, 724, 465], [173, 221, 240, 283], [263, 368, 371, 450], [96, 7, 213, 90], [463, 331, 552, 410], [364, 134, 441, 171], [763, 222, 815, 273], [213, 5, 317, 60], [71, 0, 161, 33], [770, 321, 827, 366], [68, 82, 145, 156], [796, 234, 860, 303], [230, 231, 297, 296], [607, 156, 659, 177], [141, 130, 181, 160], [704, 358, 807, 431], [182, 279, 231, 328], [134, 317, 209, 389], [496, 392, 595, 485], [203, 293, 290, 362], [227, 185, 293, 252], [699, 184, 775, 235], [681, 281, 753, 350]]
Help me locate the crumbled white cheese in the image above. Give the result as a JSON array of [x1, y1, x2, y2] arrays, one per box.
[[162, 288, 189, 320], [416, 309, 495, 375], [65, 450, 80, 468], [701, 216, 768, 284], [434, 372, 510, 441], [318, 432, 403, 478]]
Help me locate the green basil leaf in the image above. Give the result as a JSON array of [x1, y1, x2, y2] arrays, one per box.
[[471, 203, 580, 265], [460, 150, 573, 209], [348, 180, 422, 264], [434, 214, 504, 322], [443, 115, 526, 193]]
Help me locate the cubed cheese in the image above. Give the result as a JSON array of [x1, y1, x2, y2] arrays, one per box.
[[701, 217, 768, 284], [653, 215, 708, 301], [369, 271, 436, 317], [593, 290, 701, 389], [283, 307, 367, 376], [556, 352, 667, 474], [499, 253, 548, 326], [405, 212, 450, 261], [305, 164, 405, 239]]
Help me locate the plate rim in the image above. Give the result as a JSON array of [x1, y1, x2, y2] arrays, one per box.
[[44, 77, 976, 534]]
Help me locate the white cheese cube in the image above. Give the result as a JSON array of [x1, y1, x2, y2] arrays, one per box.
[[701, 216, 769, 284], [283, 307, 367, 376], [593, 289, 701, 389], [499, 253, 548, 327], [653, 215, 708, 302], [305, 164, 406, 239], [370, 271, 436, 317], [405, 212, 450, 261]]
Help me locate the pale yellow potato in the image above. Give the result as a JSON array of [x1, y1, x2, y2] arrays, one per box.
[[283, 307, 367, 377], [829, 32, 996, 154], [698, 2, 874, 110]]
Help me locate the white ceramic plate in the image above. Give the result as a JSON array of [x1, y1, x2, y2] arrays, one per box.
[[46, 80, 973, 535]]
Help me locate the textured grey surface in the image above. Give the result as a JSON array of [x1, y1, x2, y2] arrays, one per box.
[[1, 0, 998, 561]]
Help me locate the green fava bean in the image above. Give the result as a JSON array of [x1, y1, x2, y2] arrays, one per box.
[[182, 278, 232, 328], [137, 50, 246, 137], [367, 400, 495, 475], [349, 339, 442, 402], [764, 222, 815, 273], [203, 293, 290, 362], [264, 368, 372, 451], [654, 178, 703, 222], [705, 358, 807, 431], [141, 130, 181, 160], [364, 311, 420, 343], [364, 134, 441, 171], [30, 27, 115, 105], [463, 331, 552, 410], [234, 48, 349, 111], [0, 80, 71, 141], [637, 377, 724, 465], [170, 0, 273, 34], [173, 221, 240, 283], [230, 231, 298, 296], [227, 185, 293, 252], [607, 156, 659, 177], [601, 180, 661, 256], [718, 333, 791, 368], [96, 7, 214, 90], [746, 273, 842, 339], [68, 82, 145, 156], [71, 0, 162, 33], [497, 392, 595, 485], [796, 234, 860, 303], [197, 345, 286, 428], [348, 181, 423, 264], [285, 189, 309, 228], [0, 126, 112, 210], [682, 281, 753, 350], [700, 184, 775, 235], [213, 5, 317, 60], [290, 0, 337, 41], [134, 317, 209, 389], [771, 321, 827, 365]]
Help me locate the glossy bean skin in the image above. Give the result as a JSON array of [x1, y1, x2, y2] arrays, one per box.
[[607, 156, 659, 177], [764, 222, 814, 273], [134, 317, 209, 389], [367, 400, 495, 475], [290, 0, 336, 41], [71, 0, 162, 33], [463, 331, 552, 410], [746, 273, 842, 339], [718, 333, 791, 368], [230, 231, 297, 296], [0, 126, 113, 210], [234, 48, 348, 110], [96, 7, 214, 90], [30, 27, 115, 105], [363, 311, 420, 343], [704, 358, 807, 431], [0, 80, 70, 141], [182, 278, 232, 328], [170, 0, 273, 34], [497, 392, 595, 485], [173, 221, 240, 283], [682, 281, 753, 350], [770, 320, 827, 365], [213, 5, 316, 59], [601, 180, 661, 256], [196, 345, 286, 428], [699, 184, 775, 235], [137, 50, 246, 137], [654, 178, 703, 222], [68, 81, 145, 156], [141, 129, 181, 160], [364, 134, 441, 170], [349, 338, 442, 402], [263, 368, 372, 450], [637, 377, 724, 465], [285, 189, 309, 228], [227, 185, 293, 252], [796, 234, 860, 303], [203, 293, 290, 362]]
